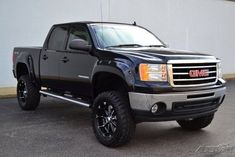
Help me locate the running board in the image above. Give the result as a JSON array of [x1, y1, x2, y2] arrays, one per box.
[[39, 90, 91, 108]]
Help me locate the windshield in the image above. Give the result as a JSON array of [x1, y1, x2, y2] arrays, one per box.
[[90, 24, 164, 49]]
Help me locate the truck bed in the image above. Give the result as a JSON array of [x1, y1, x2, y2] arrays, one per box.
[[13, 46, 42, 81]]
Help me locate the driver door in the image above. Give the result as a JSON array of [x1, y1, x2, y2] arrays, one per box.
[[59, 24, 97, 97]]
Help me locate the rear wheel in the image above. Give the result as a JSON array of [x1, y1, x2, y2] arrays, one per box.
[[177, 114, 214, 130], [92, 91, 135, 147], [17, 75, 40, 110]]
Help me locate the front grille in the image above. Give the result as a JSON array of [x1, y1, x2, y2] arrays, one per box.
[[172, 98, 220, 114], [170, 62, 217, 87]]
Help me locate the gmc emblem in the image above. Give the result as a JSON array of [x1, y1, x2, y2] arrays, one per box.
[[189, 69, 209, 78]]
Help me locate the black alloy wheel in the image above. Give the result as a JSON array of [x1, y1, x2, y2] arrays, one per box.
[[17, 79, 28, 104], [95, 100, 117, 137]]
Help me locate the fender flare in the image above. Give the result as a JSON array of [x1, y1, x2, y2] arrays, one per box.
[[91, 61, 135, 91], [16, 55, 35, 80]]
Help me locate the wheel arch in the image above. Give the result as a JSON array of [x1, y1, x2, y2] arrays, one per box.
[[92, 71, 131, 98], [91, 62, 135, 98], [16, 55, 36, 81], [16, 62, 30, 80]]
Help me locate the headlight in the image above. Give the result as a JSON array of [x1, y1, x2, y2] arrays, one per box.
[[139, 64, 167, 81], [217, 62, 222, 79]]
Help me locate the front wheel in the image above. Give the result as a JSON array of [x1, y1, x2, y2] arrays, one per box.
[[17, 75, 40, 110], [177, 114, 214, 130], [92, 91, 135, 147]]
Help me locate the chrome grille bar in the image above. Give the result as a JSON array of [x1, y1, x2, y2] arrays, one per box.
[[174, 77, 216, 81], [173, 65, 216, 69], [173, 71, 217, 75], [167, 60, 218, 87]]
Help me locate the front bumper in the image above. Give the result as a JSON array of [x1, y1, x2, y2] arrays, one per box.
[[128, 86, 226, 122]]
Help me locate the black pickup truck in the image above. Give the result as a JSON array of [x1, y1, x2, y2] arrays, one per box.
[[13, 22, 226, 147]]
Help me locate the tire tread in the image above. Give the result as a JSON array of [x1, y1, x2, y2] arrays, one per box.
[[177, 114, 214, 130]]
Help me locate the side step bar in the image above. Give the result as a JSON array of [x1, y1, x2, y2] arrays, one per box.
[[39, 90, 91, 108]]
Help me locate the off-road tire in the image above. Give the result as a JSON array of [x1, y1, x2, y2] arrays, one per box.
[[92, 91, 135, 147], [17, 75, 40, 110], [177, 114, 214, 130]]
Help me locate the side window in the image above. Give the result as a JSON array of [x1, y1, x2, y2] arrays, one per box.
[[67, 25, 91, 50], [47, 26, 68, 51]]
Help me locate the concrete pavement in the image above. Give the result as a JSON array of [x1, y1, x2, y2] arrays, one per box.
[[0, 81, 235, 157]]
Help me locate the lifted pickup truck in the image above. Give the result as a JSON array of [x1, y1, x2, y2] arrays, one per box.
[[13, 22, 226, 147]]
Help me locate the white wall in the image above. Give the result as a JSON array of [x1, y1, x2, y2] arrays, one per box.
[[0, 0, 235, 87]]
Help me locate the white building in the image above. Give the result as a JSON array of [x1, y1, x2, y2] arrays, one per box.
[[0, 0, 235, 89]]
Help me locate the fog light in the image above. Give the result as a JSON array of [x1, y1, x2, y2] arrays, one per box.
[[151, 104, 159, 113], [151, 102, 166, 114]]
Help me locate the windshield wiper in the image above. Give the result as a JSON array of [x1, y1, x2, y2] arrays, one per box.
[[144, 45, 165, 48], [105, 44, 143, 48]]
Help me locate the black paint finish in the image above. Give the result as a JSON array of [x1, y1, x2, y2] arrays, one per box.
[[12, 22, 225, 99]]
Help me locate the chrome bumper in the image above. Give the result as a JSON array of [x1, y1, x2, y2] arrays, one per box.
[[128, 87, 226, 111]]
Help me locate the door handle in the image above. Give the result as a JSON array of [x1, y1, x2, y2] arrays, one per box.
[[61, 57, 69, 63], [42, 54, 48, 60]]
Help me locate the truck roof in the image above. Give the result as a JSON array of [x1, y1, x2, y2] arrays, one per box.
[[53, 21, 135, 27]]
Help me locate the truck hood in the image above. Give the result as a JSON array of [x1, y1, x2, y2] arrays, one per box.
[[103, 47, 217, 64]]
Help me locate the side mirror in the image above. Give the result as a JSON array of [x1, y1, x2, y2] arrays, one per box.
[[69, 39, 91, 52]]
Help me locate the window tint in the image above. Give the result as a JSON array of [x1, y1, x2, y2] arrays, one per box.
[[67, 25, 91, 50], [48, 26, 68, 50]]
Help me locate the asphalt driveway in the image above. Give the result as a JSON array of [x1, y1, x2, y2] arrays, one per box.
[[0, 81, 235, 157]]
